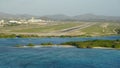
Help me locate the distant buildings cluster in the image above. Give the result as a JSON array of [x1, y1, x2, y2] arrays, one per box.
[[0, 20, 5, 26], [0, 17, 53, 26]]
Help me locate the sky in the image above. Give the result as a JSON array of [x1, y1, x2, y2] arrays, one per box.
[[0, 0, 120, 16]]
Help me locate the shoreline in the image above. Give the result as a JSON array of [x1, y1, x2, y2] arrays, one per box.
[[0, 35, 119, 39], [0, 32, 120, 38], [15, 45, 120, 50], [15, 45, 75, 48], [92, 47, 116, 50]]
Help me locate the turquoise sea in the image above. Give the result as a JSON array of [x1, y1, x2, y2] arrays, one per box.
[[0, 36, 120, 68]]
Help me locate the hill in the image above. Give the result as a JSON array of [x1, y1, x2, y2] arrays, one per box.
[[0, 12, 120, 22]]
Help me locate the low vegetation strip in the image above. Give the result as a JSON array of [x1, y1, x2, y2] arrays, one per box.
[[0, 33, 91, 38], [15, 43, 75, 48], [0, 33, 39, 38], [15, 40, 120, 49], [61, 40, 120, 49]]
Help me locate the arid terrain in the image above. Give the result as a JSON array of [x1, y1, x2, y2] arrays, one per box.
[[0, 22, 120, 37]]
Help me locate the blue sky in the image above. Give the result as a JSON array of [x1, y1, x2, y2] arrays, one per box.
[[0, 0, 120, 16]]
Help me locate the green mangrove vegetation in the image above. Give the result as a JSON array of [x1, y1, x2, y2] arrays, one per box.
[[0, 32, 119, 38], [15, 40, 120, 49], [27, 43, 35, 47], [0, 33, 39, 38], [0, 33, 16, 38], [41, 42, 53, 45], [17, 34, 39, 38], [61, 40, 120, 49]]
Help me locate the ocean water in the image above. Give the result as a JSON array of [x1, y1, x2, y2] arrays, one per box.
[[0, 35, 120, 46], [0, 36, 120, 68], [0, 47, 120, 68]]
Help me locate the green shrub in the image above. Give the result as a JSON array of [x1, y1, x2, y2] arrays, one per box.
[[41, 42, 53, 45], [27, 43, 35, 46], [113, 44, 120, 48]]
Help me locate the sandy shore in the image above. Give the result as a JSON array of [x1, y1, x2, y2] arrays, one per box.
[[92, 47, 115, 49], [17, 45, 75, 48]]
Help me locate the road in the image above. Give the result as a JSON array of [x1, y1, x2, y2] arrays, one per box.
[[58, 22, 97, 33]]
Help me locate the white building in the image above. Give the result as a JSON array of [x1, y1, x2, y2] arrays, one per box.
[[0, 20, 5, 26], [8, 20, 28, 24], [9, 20, 22, 24], [28, 17, 47, 23]]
